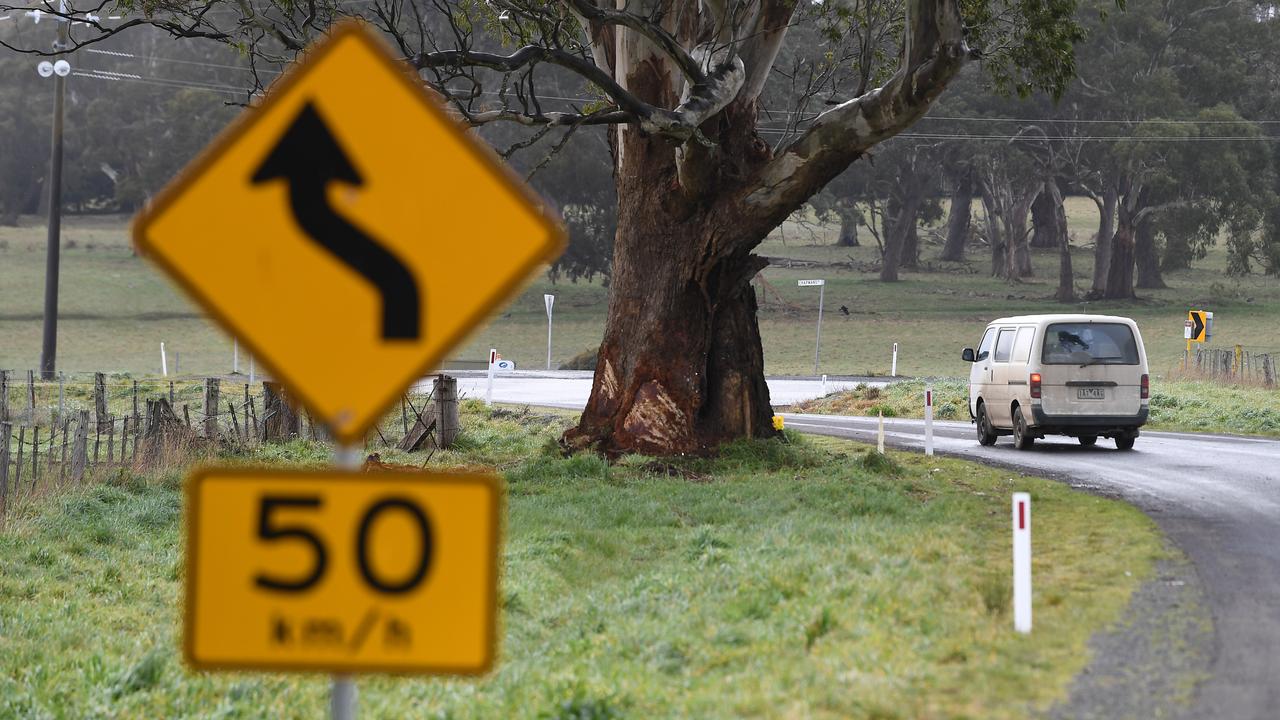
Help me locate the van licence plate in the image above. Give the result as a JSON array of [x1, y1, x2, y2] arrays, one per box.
[[1077, 388, 1106, 400]]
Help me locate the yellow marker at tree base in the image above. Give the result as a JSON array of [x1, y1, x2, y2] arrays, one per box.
[[184, 468, 500, 675]]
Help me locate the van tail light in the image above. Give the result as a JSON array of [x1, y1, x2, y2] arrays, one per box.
[[1029, 373, 1042, 399], [1141, 374, 1150, 400]]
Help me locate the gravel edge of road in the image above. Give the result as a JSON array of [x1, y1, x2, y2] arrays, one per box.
[[1044, 552, 1213, 720]]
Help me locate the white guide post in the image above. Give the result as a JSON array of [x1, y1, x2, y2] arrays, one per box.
[[1013, 492, 1032, 634], [486, 348, 496, 406], [924, 384, 934, 457], [544, 294, 555, 370]]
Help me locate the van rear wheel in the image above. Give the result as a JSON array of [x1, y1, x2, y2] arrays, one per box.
[[1012, 407, 1035, 450], [1115, 435, 1136, 450], [976, 404, 998, 446], [1079, 435, 1098, 447]]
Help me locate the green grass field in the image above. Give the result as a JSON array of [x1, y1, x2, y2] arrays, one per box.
[[1, 201, 1277, 378], [795, 379, 1280, 438], [0, 403, 1169, 718]]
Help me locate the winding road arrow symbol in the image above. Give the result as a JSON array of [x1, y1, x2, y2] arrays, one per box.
[[1191, 312, 1205, 341], [252, 102, 421, 340]]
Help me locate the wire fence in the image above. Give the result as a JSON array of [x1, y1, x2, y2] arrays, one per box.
[[0, 370, 459, 529], [1182, 347, 1278, 386]]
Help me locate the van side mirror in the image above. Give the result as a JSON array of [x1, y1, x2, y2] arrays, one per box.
[[962, 348, 976, 363]]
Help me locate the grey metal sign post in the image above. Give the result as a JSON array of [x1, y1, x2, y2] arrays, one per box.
[[798, 279, 825, 374]]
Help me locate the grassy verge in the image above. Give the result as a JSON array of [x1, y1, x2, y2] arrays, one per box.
[[0, 402, 1165, 718], [794, 378, 1280, 438]]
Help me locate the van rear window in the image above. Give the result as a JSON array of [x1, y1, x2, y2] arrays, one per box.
[[1042, 323, 1140, 365]]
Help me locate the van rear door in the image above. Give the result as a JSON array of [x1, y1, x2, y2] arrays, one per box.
[[1038, 322, 1143, 416]]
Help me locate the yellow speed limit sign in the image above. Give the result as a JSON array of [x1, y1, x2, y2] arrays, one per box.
[[184, 469, 499, 674]]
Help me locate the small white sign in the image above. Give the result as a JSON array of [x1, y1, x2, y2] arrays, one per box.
[[544, 293, 555, 316], [494, 359, 516, 371], [1184, 321, 1193, 340], [797, 279, 825, 287]]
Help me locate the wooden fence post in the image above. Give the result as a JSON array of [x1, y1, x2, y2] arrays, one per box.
[[204, 378, 220, 440], [0, 370, 9, 424], [94, 372, 107, 426], [72, 410, 90, 483], [15, 426, 24, 488], [30, 426, 39, 491], [434, 375, 459, 449], [0, 421, 11, 525], [26, 370, 35, 423], [107, 417, 116, 465], [228, 401, 242, 441], [59, 417, 68, 484]]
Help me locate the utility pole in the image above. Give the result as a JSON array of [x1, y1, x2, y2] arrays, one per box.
[[39, 1, 71, 380]]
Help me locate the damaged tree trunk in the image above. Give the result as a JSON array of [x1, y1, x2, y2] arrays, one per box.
[[564, 196, 775, 455]]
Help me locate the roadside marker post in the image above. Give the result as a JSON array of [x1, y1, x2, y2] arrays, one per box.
[[877, 411, 885, 454], [131, 20, 566, 719], [544, 294, 555, 370], [161, 342, 168, 377], [798, 279, 825, 374], [233, 338, 239, 374], [821, 374, 827, 396], [891, 343, 898, 377], [1013, 493, 1032, 634], [924, 385, 934, 457], [485, 348, 496, 407]]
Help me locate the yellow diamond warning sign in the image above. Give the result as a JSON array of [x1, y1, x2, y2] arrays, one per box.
[[133, 21, 565, 443], [184, 468, 499, 674]]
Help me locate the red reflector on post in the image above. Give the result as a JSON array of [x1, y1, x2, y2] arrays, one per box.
[[1141, 373, 1150, 399], [1029, 373, 1042, 399]]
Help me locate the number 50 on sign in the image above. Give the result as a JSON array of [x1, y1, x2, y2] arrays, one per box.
[[184, 469, 499, 674]]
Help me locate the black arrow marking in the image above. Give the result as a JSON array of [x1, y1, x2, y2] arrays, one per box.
[[252, 102, 420, 340], [1192, 312, 1205, 341]]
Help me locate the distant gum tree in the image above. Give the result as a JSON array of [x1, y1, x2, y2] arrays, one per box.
[[6, 0, 1099, 455]]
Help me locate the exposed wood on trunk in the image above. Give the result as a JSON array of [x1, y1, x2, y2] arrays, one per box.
[[1045, 180, 1076, 303]]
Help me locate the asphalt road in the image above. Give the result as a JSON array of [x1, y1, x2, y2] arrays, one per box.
[[461, 373, 1280, 717], [783, 412, 1280, 720], [436, 370, 882, 409]]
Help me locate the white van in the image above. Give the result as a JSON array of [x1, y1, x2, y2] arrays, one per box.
[[961, 314, 1149, 450]]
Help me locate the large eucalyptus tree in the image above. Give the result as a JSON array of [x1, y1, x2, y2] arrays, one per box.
[[4, 0, 1092, 455]]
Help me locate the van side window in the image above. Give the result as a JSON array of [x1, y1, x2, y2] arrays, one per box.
[[976, 329, 995, 361], [993, 328, 1016, 363], [1012, 327, 1036, 364]]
